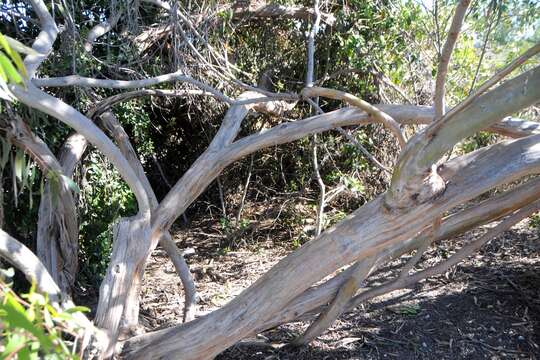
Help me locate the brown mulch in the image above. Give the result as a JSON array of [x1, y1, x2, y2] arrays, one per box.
[[139, 215, 540, 360]]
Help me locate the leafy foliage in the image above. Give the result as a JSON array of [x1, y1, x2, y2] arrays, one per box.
[[0, 269, 89, 359]]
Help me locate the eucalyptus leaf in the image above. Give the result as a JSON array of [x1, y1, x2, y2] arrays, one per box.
[[0, 52, 23, 84]]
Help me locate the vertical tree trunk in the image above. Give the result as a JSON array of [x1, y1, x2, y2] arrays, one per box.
[[36, 133, 87, 295]]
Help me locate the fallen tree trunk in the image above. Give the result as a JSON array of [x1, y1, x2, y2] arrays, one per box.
[[122, 133, 540, 358]]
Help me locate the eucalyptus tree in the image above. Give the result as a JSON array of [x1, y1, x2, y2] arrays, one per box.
[[0, 0, 539, 359]]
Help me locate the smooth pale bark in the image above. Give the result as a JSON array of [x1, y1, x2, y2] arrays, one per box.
[[153, 91, 290, 230], [24, 0, 58, 77], [433, 0, 471, 118], [9, 82, 155, 354], [302, 87, 406, 148], [489, 117, 540, 138], [0, 228, 111, 353], [255, 175, 540, 333], [0, 228, 65, 305], [292, 256, 375, 345], [444, 43, 540, 122], [99, 112, 198, 326], [10, 83, 151, 213], [347, 200, 540, 310], [32, 72, 231, 103], [122, 134, 540, 359], [84, 12, 122, 52], [389, 66, 540, 208]]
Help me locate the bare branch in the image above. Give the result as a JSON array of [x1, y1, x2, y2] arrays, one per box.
[[257, 175, 540, 333], [232, 2, 335, 25], [84, 12, 123, 53], [98, 112, 198, 324], [388, 65, 540, 209], [302, 87, 407, 148], [24, 0, 59, 77], [434, 0, 471, 118], [10, 83, 152, 214], [6, 116, 80, 294], [440, 42, 540, 127], [293, 256, 375, 345], [32, 72, 232, 103], [348, 200, 540, 309], [123, 133, 540, 359], [0, 228, 63, 305]]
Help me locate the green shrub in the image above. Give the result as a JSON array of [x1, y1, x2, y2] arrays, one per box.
[[0, 268, 90, 359]]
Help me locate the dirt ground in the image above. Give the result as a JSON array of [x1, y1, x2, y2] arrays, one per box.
[[139, 215, 540, 359]]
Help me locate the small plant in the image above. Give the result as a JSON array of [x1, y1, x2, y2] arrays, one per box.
[[529, 213, 540, 232], [219, 217, 232, 234], [0, 268, 90, 359]]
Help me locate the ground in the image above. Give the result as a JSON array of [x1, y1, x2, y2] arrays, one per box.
[[139, 214, 540, 359]]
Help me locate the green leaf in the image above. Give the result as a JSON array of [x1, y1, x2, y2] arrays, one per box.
[[0, 58, 8, 81], [64, 305, 90, 314], [0, 52, 23, 84], [1, 333, 27, 356], [4, 35, 39, 56], [61, 174, 80, 194], [48, 171, 60, 208], [14, 147, 24, 182], [0, 33, 28, 79], [1, 293, 53, 350]]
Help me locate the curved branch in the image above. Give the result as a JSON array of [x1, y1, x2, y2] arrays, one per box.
[[122, 133, 540, 359], [32, 72, 232, 103], [256, 175, 540, 333], [0, 228, 63, 305], [347, 200, 540, 309], [302, 87, 407, 148], [84, 12, 123, 53], [24, 0, 59, 77], [7, 117, 81, 295], [433, 0, 471, 118], [10, 83, 151, 215], [98, 112, 198, 323], [490, 117, 540, 138], [440, 42, 540, 126], [388, 65, 540, 209]]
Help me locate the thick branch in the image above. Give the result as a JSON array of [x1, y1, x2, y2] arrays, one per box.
[[84, 12, 122, 52], [6, 117, 82, 294], [257, 174, 540, 333], [10, 83, 151, 215], [24, 0, 59, 77], [441, 42, 540, 125], [388, 65, 540, 208], [347, 200, 540, 309], [0, 228, 63, 305], [98, 112, 198, 324], [123, 134, 540, 359]]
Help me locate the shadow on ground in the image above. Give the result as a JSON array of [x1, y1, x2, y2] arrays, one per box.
[[217, 228, 540, 359]]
